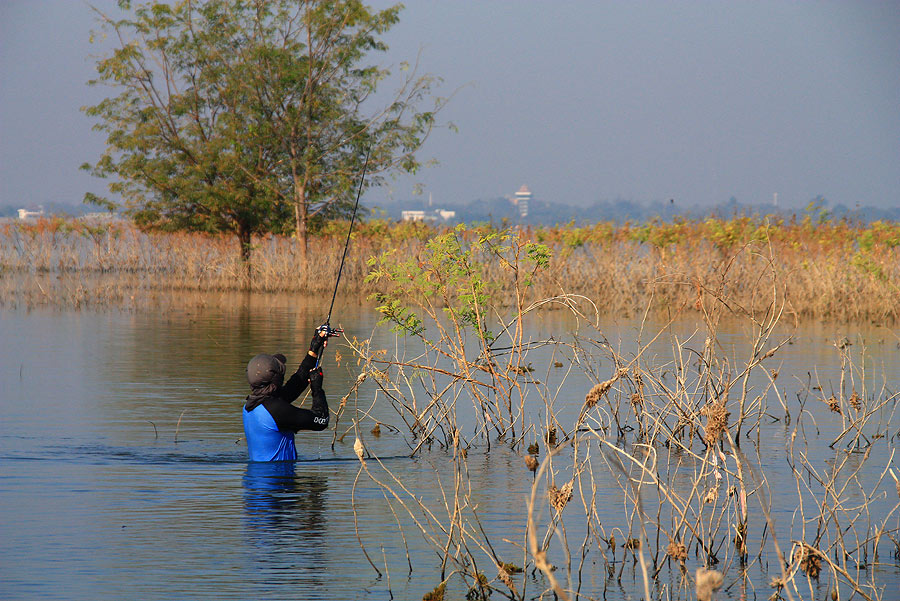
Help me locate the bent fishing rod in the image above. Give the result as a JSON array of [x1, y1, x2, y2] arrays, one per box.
[[315, 147, 371, 368]]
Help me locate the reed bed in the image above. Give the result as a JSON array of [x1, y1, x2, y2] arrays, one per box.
[[2, 216, 898, 321], [333, 229, 899, 600]]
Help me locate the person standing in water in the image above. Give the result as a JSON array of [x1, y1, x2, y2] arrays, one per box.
[[242, 329, 330, 461]]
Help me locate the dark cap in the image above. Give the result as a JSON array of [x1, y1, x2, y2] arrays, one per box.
[[247, 353, 286, 388]]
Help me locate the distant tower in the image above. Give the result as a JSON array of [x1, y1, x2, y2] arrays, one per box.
[[513, 184, 531, 219]]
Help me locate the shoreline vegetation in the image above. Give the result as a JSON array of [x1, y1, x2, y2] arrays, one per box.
[[1, 215, 898, 322]]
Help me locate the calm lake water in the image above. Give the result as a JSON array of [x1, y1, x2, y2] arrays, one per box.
[[1, 294, 898, 600]]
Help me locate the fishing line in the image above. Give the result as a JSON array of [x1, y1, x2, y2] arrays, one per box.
[[316, 147, 371, 367]]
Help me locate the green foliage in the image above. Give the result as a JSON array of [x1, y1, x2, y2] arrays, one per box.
[[628, 220, 687, 250], [422, 583, 445, 601], [851, 251, 888, 282], [704, 217, 771, 251], [83, 0, 446, 266], [365, 226, 553, 347], [465, 572, 490, 600]]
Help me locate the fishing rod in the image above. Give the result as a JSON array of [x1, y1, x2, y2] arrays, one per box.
[[314, 147, 371, 368]]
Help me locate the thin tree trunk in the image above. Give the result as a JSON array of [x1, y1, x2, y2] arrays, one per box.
[[238, 227, 252, 284], [293, 178, 309, 279]]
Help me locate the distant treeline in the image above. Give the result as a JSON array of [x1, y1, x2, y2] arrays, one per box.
[[4, 195, 899, 226], [374, 195, 900, 226]]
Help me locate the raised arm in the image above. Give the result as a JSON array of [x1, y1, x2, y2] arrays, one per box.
[[266, 368, 329, 432], [280, 330, 328, 402]]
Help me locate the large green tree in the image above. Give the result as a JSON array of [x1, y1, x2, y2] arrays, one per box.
[[83, 0, 445, 275]]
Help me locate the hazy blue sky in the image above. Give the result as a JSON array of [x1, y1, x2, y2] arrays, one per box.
[[2, 1, 899, 212]]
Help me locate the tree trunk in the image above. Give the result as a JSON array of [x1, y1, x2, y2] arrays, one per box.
[[293, 178, 309, 279], [238, 226, 252, 284]]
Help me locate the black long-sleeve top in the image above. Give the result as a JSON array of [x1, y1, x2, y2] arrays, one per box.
[[261, 354, 329, 432]]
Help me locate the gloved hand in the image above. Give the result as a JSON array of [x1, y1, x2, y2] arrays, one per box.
[[309, 366, 324, 392], [309, 329, 328, 357]]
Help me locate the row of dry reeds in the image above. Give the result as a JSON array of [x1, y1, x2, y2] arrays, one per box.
[[1, 215, 898, 320], [330, 229, 899, 600]]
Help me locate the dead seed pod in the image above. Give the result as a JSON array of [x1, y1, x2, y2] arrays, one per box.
[[666, 539, 688, 562], [700, 401, 730, 445], [546, 428, 557, 447], [794, 543, 822, 579], [848, 389, 861, 411], [524, 454, 539, 473], [825, 396, 842, 414], [527, 441, 540, 455], [353, 437, 365, 462], [548, 481, 573, 512], [584, 368, 628, 409], [696, 567, 724, 601], [623, 537, 641, 551]]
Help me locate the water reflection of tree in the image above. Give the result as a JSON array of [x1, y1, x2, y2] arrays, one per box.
[[242, 462, 328, 590]]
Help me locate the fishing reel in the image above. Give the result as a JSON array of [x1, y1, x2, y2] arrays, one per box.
[[316, 323, 343, 338]]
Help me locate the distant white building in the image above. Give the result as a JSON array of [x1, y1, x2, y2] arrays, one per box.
[[511, 185, 531, 219], [401, 210, 428, 222], [401, 209, 456, 223], [17, 207, 44, 220]]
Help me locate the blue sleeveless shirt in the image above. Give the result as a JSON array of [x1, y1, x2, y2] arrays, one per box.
[[242, 404, 297, 462]]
